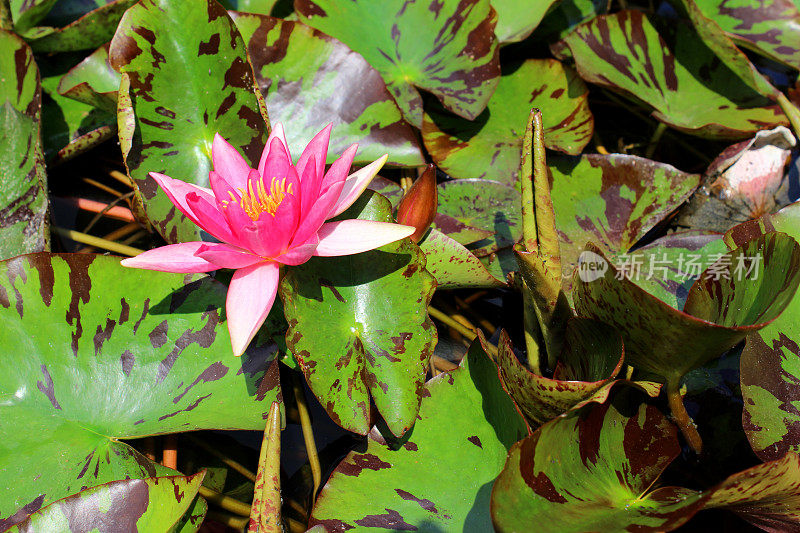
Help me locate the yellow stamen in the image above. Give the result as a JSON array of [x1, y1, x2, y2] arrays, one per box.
[[224, 177, 293, 221]]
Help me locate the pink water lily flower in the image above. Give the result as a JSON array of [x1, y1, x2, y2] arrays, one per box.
[[122, 124, 414, 356]]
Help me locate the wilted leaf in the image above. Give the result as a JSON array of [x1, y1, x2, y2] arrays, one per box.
[[296, 0, 500, 127], [0, 253, 281, 527], [309, 339, 527, 531], [231, 12, 423, 167], [279, 192, 436, 436], [424, 59, 593, 183], [676, 126, 797, 234], [109, 0, 269, 243], [554, 10, 788, 138]]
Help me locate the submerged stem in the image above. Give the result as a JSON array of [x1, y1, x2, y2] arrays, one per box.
[[666, 377, 702, 454], [292, 373, 322, 497]]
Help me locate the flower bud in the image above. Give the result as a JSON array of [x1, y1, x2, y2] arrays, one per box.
[[397, 164, 438, 242]]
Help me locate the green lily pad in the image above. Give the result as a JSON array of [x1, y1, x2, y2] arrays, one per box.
[[109, 0, 270, 244], [553, 10, 788, 138], [608, 230, 727, 309], [367, 176, 493, 246], [491, 0, 558, 43], [0, 105, 49, 260], [6, 473, 204, 532], [41, 73, 116, 162], [424, 59, 593, 182], [419, 229, 505, 289], [0, 31, 49, 259], [0, 253, 282, 526], [492, 396, 800, 531], [296, 0, 500, 127], [279, 192, 436, 436], [309, 338, 527, 531], [534, 0, 607, 41], [549, 153, 700, 294], [437, 179, 522, 257], [9, 0, 58, 34], [690, 0, 800, 72], [724, 203, 800, 462], [27, 0, 138, 53], [573, 232, 800, 383], [230, 12, 424, 167], [57, 43, 120, 114]]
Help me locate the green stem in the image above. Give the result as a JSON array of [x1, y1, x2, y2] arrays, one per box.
[[777, 92, 800, 143], [186, 435, 257, 482], [522, 284, 542, 376], [666, 377, 702, 454], [645, 122, 667, 159], [200, 486, 252, 517]]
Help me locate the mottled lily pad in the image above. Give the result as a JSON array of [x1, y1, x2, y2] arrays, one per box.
[[27, 0, 137, 53], [109, 0, 269, 244], [309, 339, 527, 531], [0, 253, 281, 527], [691, 0, 800, 72], [492, 397, 800, 531], [423, 59, 593, 183], [57, 43, 120, 114], [553, 10, 788, 138], [573, 233, 800, 383], [6, 473, 205, 532], [0, 31, 49, 258], [419, 229, 505, 289], [608, 230, 727, 309], [724, 203, 800, 462], [493, 323, 658, 429], [437, 179, 522, 257], [296, 0, 500, 127], [549, 153, 700, 294], [279, 192, 436, 436], [230, 12, 423, 167], [9, 0, 58, 34]]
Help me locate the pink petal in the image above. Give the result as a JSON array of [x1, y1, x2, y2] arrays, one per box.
[[226, 261, 280, 356], [298, 154, 323, 216], [273, 235, 319, 266], [314, 220, 415, 256], [290, 178, 346, 247], [258, 125, 292, 178], [120, 242, 218, 273], [212, 133, 251, 190], [320, 143, 358, 192], [195, 243, 262, 269], [185, 192, 236, 243], [331, 155, 388, 217], [296, 124, 331, 189], [150, 172, 233, 242]]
